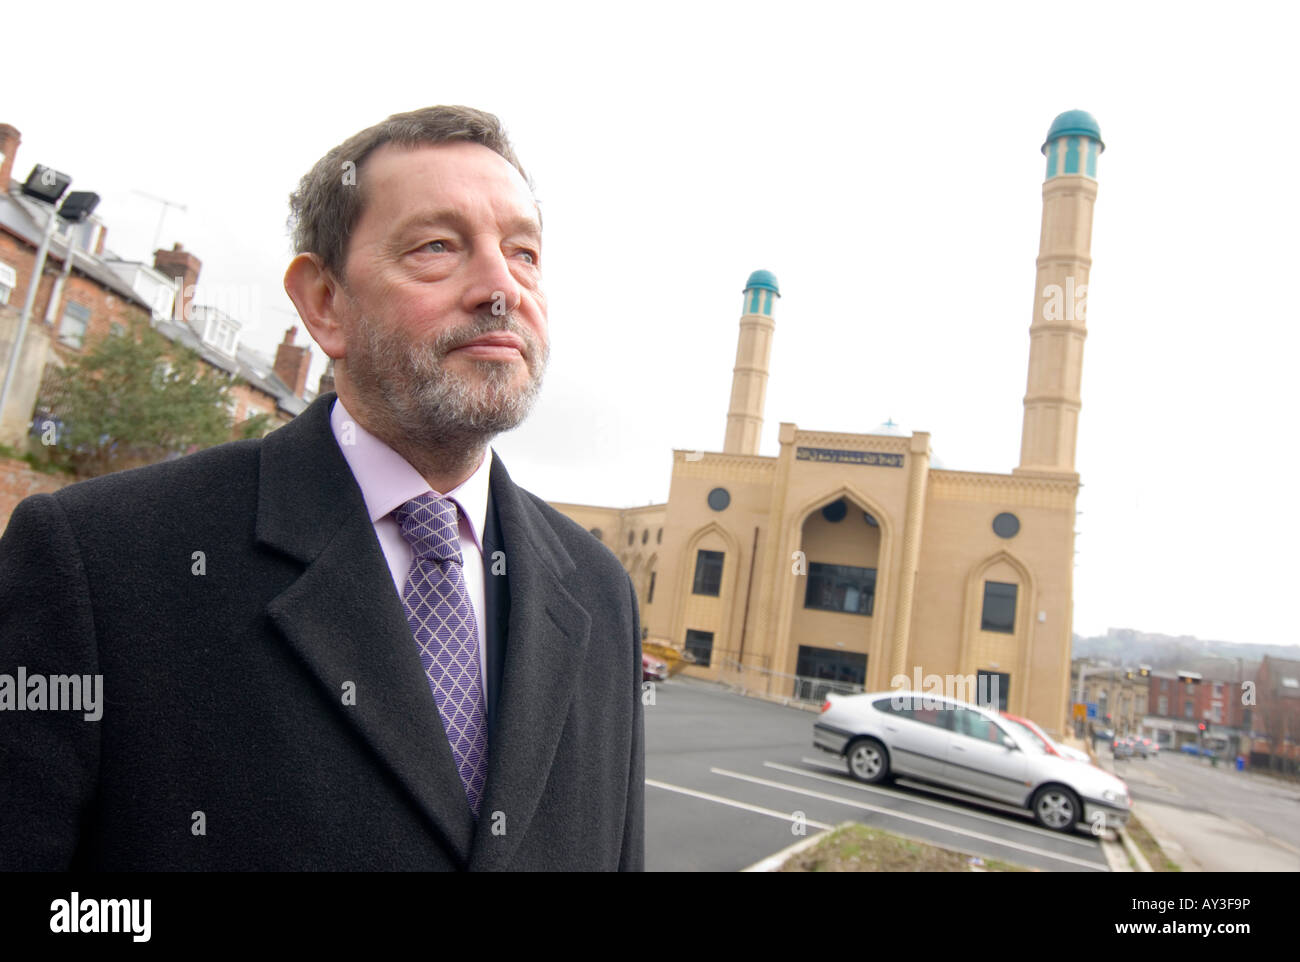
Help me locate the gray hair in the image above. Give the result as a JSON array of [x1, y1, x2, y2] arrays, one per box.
[[287, 105, 534, 279]]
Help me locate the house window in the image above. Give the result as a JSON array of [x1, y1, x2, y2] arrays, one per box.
[[110, 322, 125, 337], [684, 629, 714, 667], [692, 550, 724, 596], [0, 261, 17, 305], [58, 301, 92, 349], [980, 581, 1018, 634], [1157, 695, 1168, 716], [804, 562, 876, 616], [1184, 699, 1194, 719]]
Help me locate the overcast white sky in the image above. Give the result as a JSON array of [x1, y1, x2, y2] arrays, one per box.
[[7, 1, 1297, 647]]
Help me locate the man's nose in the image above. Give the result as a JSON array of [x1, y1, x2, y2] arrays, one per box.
[[461, 244, 523, 317]]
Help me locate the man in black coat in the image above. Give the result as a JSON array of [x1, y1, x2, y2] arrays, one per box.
[[0, 106, 644, 871]]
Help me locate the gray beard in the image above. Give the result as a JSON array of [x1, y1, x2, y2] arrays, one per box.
[[344, 309, 548, 462]]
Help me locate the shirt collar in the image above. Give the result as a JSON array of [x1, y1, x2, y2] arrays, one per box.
[[329, 397, 490, 552]]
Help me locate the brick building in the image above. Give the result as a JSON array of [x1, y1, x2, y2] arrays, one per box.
[[1146, 669, 1247, 752], [0, 120, 317, 453], [1250, 655, 1300, 772]]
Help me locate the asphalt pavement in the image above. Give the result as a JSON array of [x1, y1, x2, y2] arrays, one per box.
[[645, 677, 1111, 872], [1092, 743, 1300, 872]]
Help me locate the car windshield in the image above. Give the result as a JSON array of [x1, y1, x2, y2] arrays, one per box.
[[1002, 719, 1049, 755]]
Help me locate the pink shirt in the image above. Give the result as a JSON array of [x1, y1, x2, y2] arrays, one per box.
[[329, 398, 492, 701]]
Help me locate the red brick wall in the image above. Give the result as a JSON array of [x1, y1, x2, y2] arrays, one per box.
[[0, 225, 151, 357], [228, 379, 291, 433], [0, 456, 70, 534]]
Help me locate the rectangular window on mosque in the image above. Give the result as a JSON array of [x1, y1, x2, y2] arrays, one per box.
[[804, 562, 876, 616], [692, 550, 724, 596], [647, 571, 656, 605], [684, 629, 714, 668], [976, 670, 1010, 711], [980, 581, 1017, 634]]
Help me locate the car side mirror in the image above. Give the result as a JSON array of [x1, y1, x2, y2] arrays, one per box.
[[1001, 736, 1017, 750]]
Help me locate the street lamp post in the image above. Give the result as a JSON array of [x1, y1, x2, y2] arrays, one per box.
[[0, 167, 98, 440]]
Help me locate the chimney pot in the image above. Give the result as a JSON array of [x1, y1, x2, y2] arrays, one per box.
[[274, 328, 311, 399]]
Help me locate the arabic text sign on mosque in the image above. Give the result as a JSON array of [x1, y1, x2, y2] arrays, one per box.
[[796, 447, 904, 468]]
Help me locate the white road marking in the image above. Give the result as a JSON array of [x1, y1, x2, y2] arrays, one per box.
[[646, 778, 834, 830], [793, 758, 1097, 848], [709, 767, 1107, 871]]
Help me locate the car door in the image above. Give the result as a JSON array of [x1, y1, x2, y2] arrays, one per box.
[[947, 708, 1030, 803], [875, 696, 955, 781]]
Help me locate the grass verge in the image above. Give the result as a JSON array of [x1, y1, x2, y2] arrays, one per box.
[[777, 822, 1032, 872], [1124, 813, 1180, 872]]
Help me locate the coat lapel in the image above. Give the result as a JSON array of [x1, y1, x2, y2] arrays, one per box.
[[255, 394, 477, 866], [468, 452, 592, 870]]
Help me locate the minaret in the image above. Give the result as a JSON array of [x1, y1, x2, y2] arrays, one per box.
[[1016, 110, 1103, 475], [723, 270, 779, 455]]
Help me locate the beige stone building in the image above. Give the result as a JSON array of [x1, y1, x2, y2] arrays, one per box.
[[552, 110, 1105, 736]]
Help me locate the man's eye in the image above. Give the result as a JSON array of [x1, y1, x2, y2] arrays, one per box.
[[422, 240, 448, 253], [517, 249, 538, 265]]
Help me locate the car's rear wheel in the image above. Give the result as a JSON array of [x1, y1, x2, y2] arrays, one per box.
[[846, 738, 890, 784], [1031, 784, 1081, 832]]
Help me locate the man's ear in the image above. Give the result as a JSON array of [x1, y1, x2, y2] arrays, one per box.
[[284, 252, 348, 360]]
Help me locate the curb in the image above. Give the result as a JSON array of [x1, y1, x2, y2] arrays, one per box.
[[1099, 831, 1132, 872], [742, 822, 841, 872], [1118, 825, 1152, 872]]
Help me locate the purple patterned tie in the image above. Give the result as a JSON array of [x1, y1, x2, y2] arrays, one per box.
[[394, 493, 488, 817]]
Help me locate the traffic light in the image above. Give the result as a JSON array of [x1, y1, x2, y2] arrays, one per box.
[[1139, 666, 1151, 677], [1198, 722, 1207, 732]]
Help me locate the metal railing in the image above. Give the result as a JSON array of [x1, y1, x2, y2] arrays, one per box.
[[711, 656, 864, 709]]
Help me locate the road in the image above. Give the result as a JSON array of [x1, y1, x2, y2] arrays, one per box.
[[645, 678, 1110, 872], [1098, 748, 1300, 871]]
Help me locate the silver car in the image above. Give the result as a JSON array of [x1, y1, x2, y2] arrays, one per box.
[[814, 690, 1132, 833]]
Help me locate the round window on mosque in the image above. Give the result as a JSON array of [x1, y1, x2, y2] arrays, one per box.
[[707, 487, 731, 511], [863, 512, 879, 528], [821, 499, 848, 523], [993, 512, 1021, 539]]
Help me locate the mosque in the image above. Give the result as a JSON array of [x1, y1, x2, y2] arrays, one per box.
[[551, 110, 1104, 735]]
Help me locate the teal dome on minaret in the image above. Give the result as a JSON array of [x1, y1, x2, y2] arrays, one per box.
[[1041, 109, 1103, 180], [742, 269, 779, 316], [744, 269, 780, 296], [1041, 110, 1104, 153]]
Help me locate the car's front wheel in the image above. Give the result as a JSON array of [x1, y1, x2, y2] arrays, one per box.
[[846, 738, 891, 784], [1031, 784, 1081, 832]]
